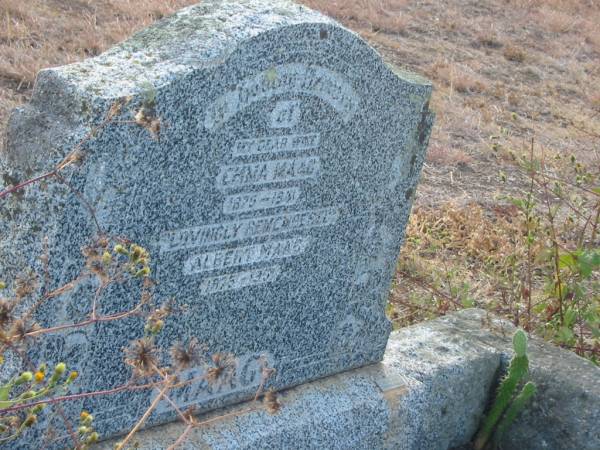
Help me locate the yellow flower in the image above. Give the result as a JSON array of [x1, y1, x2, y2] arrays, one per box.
[[34, 371, 45, 383], [114, 244, 127, 255]]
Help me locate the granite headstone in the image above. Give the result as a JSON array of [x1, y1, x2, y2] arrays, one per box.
[[0, 0, 433, 446]]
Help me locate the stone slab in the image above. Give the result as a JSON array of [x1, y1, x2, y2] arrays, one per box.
[[0, 0, 433, 447], [439, 310, 600, 450], [97, 309, 503, 450], [97, 309, 599, 450]]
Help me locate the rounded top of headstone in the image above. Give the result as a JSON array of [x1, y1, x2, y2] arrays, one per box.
[[5, 0, 432, 173], [38, 0, 340, 100], [32, 0, 430, 101]]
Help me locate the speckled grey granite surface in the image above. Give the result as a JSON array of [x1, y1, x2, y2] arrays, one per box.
[[444, 311, 600, 450], [0, 0, 433, 447], [96, 309, 600, 450], [95, 309, 502, 450]]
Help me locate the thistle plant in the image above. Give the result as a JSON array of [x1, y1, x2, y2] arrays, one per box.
[[77, 410, 99, 448], [0, 98, 278, 449], [0, 363, 79, 443], [473, 329, 537, 450]]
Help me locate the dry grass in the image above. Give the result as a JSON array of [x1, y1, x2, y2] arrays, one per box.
[[301, 0, 599, 201], [502, 45, 527, 63], [390, 201, 527, 325], [591, 93, 600, 113], [535, 7, 581, 34], [426, 144, 474, 168], [302, 0, 409, 34], [0, 0, 196, 131], [429, 62, 489, 94]]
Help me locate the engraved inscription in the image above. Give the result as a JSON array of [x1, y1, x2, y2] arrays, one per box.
[[155, 352, 272, 414], [204, 63, 360, 130], [223, 187, 301, 214], [270, 100, 301, 128], [232, 133, 320, 158], [160, 207, 340, 253], [200, 265, 281, 294], [183, 237, 309, 274], [216, 156, 320, 190]]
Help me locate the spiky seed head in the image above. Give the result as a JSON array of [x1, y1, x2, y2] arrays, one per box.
[[170, 338, 205, 370], [264, 390, 281, 414], [0, 299, 14, 329], [124, 338, 159, 377]]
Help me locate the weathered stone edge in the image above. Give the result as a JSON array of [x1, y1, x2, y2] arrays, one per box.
[[95, 309, 600, 450], [96, 309, 503, 450]]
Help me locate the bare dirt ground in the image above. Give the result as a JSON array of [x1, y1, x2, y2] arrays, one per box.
[[1, 0, 599, 353], [304, 0, 600, 205]]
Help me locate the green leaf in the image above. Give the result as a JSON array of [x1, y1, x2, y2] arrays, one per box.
[[462, 297, 475, 308], [508, 197, 526, 210], [558, 253, 576, 270], [564, 309, 577, 328], [556, 326, 575, 344], [535, 247, 554, 264], [567, 249, 600, 279], [583, 308, 599, 325]]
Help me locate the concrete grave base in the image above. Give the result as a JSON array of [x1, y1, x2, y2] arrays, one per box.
[[98, 309, 599, 450]]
